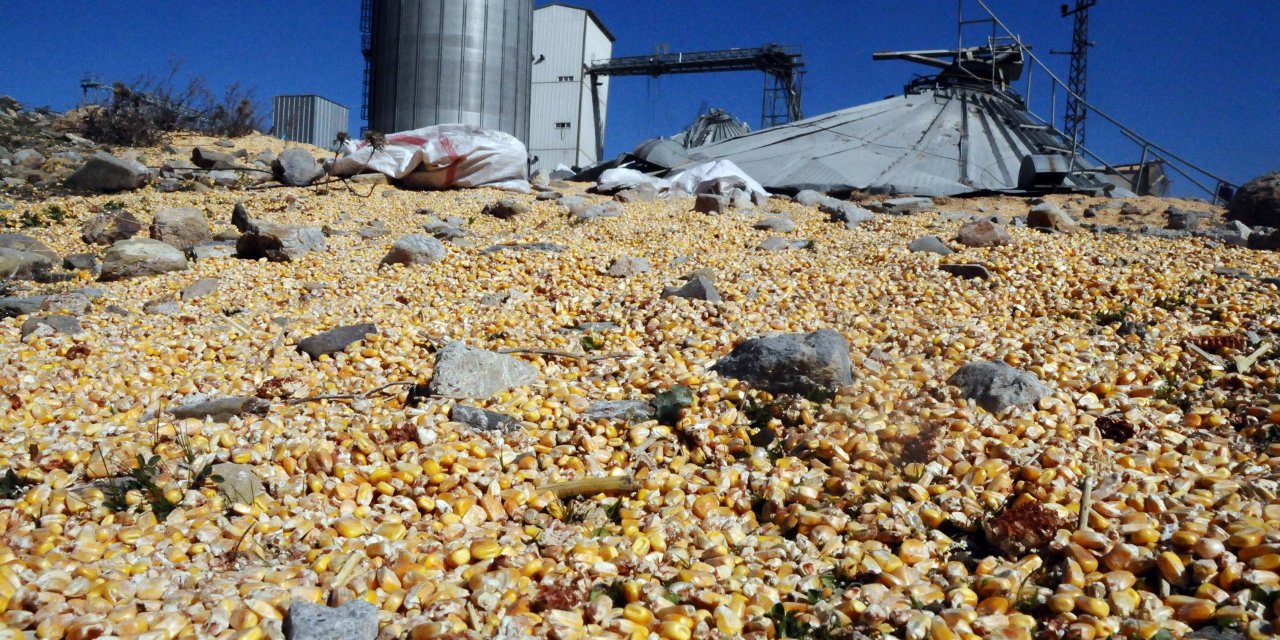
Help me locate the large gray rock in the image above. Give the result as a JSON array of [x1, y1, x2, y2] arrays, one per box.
[[821, 201, 875, 228], [712, 330, 853, 395], [908, 236, 954, 255], [236, 223, 326, 262], [0, 247, 54, 279], [428, 341, 538, 399], [13, 149, 45, 169], [64, 152, 149, 192], [20, 314, 83, 339], [947, 361, 1051, 413], [81, 209, 142, 246], [99, 239, 188, 281], [211, 463, 266, 505], [694, 193, 732, 214], [0, 233, 56, 260], [283, 601, 378, 640], [606, 256, 651, 278], [191, 147, 239, 170], [0, 296, 48, 318], [381, 234, 446, 266], [449, 405, 520, 433], [662, 276, 720, 302], [1228, 172, 1280, 228], [297, 323, 377, 360], [1026, 203, 1078, 232], [272, 148, 324, 186], [956, 219, 1012, 247], [170, 396, 269, 423], [150, 207, 211, 250], [792, 190, 825, 207]]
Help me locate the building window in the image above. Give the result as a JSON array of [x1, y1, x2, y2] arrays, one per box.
[[558, 75, 574, 82], [555, 122, 571, 129]]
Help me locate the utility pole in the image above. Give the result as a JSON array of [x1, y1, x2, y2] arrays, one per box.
[[1054, 1, 1097, 150]]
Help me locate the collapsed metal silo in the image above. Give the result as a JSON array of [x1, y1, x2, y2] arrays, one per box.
[[365, 0, 532, 144]]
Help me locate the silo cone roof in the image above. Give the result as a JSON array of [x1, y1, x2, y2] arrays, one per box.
[[688, 85, 1085, 196]]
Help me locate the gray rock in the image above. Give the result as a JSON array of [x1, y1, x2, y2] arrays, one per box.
[[357, 222, 389, 239], [583, 400, 654, 422], [13, 149, 45, 169], [170, 397, 269, 424], [792, 190, 826, 206], [662, 276, 721, 302], [40, 293, 91, 316], [99, 239, 189, 281], [1248, 227, 1280, 251], [1165, 206, 1207, 231], [711, 329, 853, 395], [150, 207, 211, 250], [1228, 172, 1280, 228], [956, 219, 1012, 248], [0, 296, 48, 318], [62, 253, 98, 273], [155, 179, 183, 192], [297, 323, 377, 360], [382, 234, 446, 266], [209, 170, 239, 188], [211, 463, 266, 505], [564, 321, 619, 333], [65, 152, 149, 192], [191, 147, 238, 170], [757, 236, 810, 251], [0, 233, 57, 260], [253, 150, 276, 166], [161, 158, 196, 177], [179, 277, 220, 300], [480, 242, 566, 254], [947, 361, 1051, 413], [236, 223, 326, 262], [143, 295, 181, 315], [1026, 203, 1078, 232], [694, 193, 731, 214], [422, 222, 469, 241], [215, 138, 235, 148], [880, 196, 933, 214], [20, 314, 82, 339], [615, 183, 660, 203], [81, 209, 142, 246], [231, 200, 253, 232], [283, 601, 378, 640], [428, 341, 538, 399], [606, 256, 651, 278], [535, 190, 562, 201], [483, 198, 530, 219], [1201, 220, 1251, 247], [908, 236, 954, 255], [449, 405, 520, 432], [573, 202, 623, 222], [272, 148, 324, 186], [0, 247, 54, 280], [939, 263, 992, 279], [191, 240, 237, 260], [754, 216, 796, 232], [821, 201, 875, 228]]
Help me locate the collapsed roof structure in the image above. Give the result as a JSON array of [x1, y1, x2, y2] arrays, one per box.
[[686, 44, 1120, 196]]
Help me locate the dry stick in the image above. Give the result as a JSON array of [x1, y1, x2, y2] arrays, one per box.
[[286, 381, 419, 406], [1077, 474, 1095, 530], [540, 475, 638, 500]]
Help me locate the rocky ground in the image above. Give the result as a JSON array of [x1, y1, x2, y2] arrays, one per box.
[[2, 99, 1280, 640]]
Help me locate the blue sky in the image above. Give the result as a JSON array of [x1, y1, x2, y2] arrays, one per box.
[[1, 1, 1274, 195]]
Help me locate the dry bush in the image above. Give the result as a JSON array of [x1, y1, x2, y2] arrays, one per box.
[[80, 65, 265, 146]]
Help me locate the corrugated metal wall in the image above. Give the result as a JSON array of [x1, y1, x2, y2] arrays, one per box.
[[529, 5, 611, 172], [272, 95, 350, 148], [367, 0, 532, 144]]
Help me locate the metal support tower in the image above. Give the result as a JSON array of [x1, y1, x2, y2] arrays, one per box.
[[359, 0, 373, 127], [1059, 0, 1096, 148], [585, 44, 805, 160]]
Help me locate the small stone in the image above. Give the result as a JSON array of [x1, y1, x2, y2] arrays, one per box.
[[1026, 202, 1078, 232], [583, 400, 654, 423], [606, 256, 651, 278], [712, 329, 853, 395], [428, 342, 538, 399], [792, 190, 826, 206], [947, 361, 1051, 413], [939, 263, 992, 279], [236, 223, 326, 262], [757, 236, 810, 251], [480, 242, 566, 254], [170, 397, 270, 424], [20, 314, 82, 339], [662, 276, 721, 302], [282, 601, 378, 640], [191, 241, 237, 260], [821, 201, 875, 228], [272, 148, 324, 186], [64, 152, 149, 192], [150, 207, 212, 250], [143, 295, 181, 315], [210, 463, 266, 505], [297, 323, 377, 360], [573, 202, 623, 222], [179, 277, 220, 300], [483, 198, 530, 219], [753, 216, 795, 232], [615, 183, 660, 203], [381, 234, 446, 266], [449, 405, 520, 432], [81, 209, 141, 245], [880, 196, 934, 214], [956, 219, 1012, 247], [694, 193, 731, 214], [40, 293, 91, 316], [231, 200, 252, 232], [908, 236, 954, 255]]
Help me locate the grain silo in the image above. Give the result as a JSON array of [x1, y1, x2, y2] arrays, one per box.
[[362, 0, 533, 144]]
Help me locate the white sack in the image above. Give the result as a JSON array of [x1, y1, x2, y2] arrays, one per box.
[[332, 124, 530, 192], [669, 159, 767, 199]]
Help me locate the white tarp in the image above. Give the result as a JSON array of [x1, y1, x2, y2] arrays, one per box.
[[597, 167, 671, 193], [668, 159, 768, 199], [331, 124, 530, 192]]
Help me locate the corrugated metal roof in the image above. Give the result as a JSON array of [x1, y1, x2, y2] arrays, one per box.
[[687, 83, 1102, 196]]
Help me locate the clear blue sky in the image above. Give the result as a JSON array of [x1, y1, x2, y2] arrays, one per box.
[[1, 1, 1275, 194]]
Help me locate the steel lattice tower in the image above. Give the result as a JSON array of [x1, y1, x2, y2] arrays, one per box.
[[1061, 0, 1096, 147]]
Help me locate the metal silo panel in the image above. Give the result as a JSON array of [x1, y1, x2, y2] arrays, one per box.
[[459, 1, 486, 126]]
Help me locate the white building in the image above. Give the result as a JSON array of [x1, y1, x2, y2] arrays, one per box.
[[530, 3, 613, 172]]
